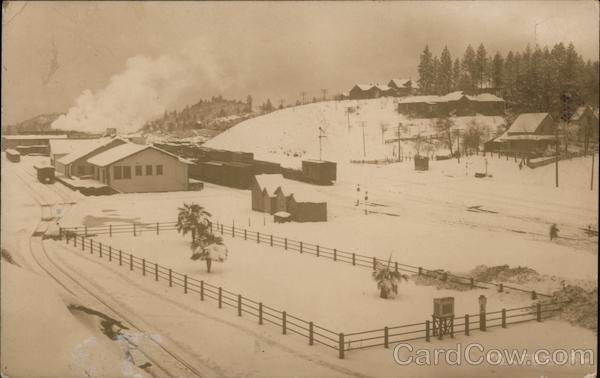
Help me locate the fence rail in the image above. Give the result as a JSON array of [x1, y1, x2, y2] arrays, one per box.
[[58, 231, 565, 359], [61, 221, 551, 299]]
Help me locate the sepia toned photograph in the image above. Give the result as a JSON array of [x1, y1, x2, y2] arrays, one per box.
[[1, 1, 598, 377]]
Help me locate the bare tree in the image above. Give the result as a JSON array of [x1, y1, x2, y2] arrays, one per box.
[[435, 117, 455, 155]]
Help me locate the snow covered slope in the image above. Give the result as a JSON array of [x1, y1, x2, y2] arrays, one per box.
[[204, 98, 507, 167]]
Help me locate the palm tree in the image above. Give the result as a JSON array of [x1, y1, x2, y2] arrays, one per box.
[[191, 233, 226, 272], [176, 203, 212, 242], [372, 256, 408, 299]]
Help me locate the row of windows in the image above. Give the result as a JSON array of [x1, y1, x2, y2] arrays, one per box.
[[114, 165, 163, 180]]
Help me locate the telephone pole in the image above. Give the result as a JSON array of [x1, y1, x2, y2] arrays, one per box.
[[396, 123, 402, 161], [359, 121, 367, 158], [300, 91, 307, 105], [321, 89, 328, 101], [318, 127, 326, 161]]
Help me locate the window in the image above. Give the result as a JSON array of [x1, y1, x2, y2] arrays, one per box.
[[135, 165, 142, 176], [156, 165, 163, 175], [113, 166, 122, 180], [77, 165, 85, 175], [123, 166, 131, 179], [146, 165, 153, 175]]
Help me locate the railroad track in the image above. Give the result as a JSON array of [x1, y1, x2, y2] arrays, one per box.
[[8, 159, 210, 377]]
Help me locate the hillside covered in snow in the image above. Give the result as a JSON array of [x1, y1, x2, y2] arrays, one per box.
[[204, 98, 507, 167]]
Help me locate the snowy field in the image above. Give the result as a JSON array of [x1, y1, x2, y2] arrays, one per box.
[[80, 231, 535, 332], [204, 98, 507, 167]]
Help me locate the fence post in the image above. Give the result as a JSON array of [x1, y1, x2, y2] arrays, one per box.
[[480, 312, 486, 331], [352, 253, 355, 266], [532, 290, 537, 300], [218, 287, 222, 308], [470, 278, 474, 289], [316, 245, 320, 257], [156, 222, 159, 235], [334, 249, 337, 261], [109, 246, 112, 262], [309, 322, 314, 345], [372, 257, 376, 270], [220, 224, 223, 234], [418, 267, 422, 275], [502, 309, 506, 328], [450, 316, 454, 338], [300, 241, 303, 253], [129, 255, 133, 271], [81, 236, 85, 251], [90, 239, 93, 254], [142, 259, 146, 275], [282, 311, 287, 334], [184, 275, 188, 294], [200, 281, 204, 301], [384, 327, 389, 349], [85, 226, 88, 237], [426, 320, 430, 342], [119, 250, 122, 266], [338, 333, 345, 359], [499, 283, 503, 293], [169, 269, 172, 287], [244, 229, 247, 240], [155, 263, 158, 281], [109, 224, 112, 237], [270, 235, 273, 247], [133, 223, 136, 237], [237, 295, 242, 316], [74, 234, 77, 247], [536, 303, 541, 322], [232, 226, 235, 238], [259, 302, 263, 325], [257, 232, 260, 244], [395, 261, 398, 273], [465, 314, 469, 335]]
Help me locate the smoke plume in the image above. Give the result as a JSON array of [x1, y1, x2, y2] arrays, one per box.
[[52, 40, 226, 134]]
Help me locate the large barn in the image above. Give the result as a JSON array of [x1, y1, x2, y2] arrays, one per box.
[[86, 143, 191, 193]]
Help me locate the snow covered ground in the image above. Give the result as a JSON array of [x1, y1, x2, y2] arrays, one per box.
[[204, 98, 507, 168]]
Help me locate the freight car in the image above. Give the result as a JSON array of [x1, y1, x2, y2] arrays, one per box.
[[301, 160, 337, 185], [34, 164, 55, 184], [6, 149, 20, 162]]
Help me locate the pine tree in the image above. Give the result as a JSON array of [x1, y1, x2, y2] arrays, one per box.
[[491, 52, 504, 89], [475, 43, 488, 89], [431, 56, 441, 95], [418, 45, 434, 94], [438, 46, 453, 94], [452, 58, 461, 91], [460, 45, 476, 91]]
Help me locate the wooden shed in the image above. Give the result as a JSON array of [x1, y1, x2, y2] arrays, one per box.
[[251, 174, 288, 214], [287, 192, 327, 222]]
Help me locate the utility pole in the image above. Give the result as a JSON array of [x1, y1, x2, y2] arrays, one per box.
[[558, 92, 573, 188], [396, 123, 402, 161], [321, 89, 328, 101], [300, 91, 307, 105], [318, 127, 326, 161], [360, 121, 367, 158], [346, 108, 351, 132]]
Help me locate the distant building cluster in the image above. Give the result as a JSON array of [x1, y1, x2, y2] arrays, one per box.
[[347, 78, 419, 100], [397, 91, 505, 117]]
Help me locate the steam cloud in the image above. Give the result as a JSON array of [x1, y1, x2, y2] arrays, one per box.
[[52, 40, 226, 134]]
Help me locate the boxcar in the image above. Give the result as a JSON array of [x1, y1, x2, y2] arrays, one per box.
[[301, 160, 337, 185], [6, 149, 20, 162], [34, 164, 55, 184]]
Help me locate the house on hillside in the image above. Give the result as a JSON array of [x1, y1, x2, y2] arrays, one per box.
[[349, 84, 380, 100], [495, 113, 557, 154], [388, 78, 419, 96], [569, 106, 599, 143], [397, 91, 505, 118], [55, 137, 128, 178], [86, 143, 190, 193]]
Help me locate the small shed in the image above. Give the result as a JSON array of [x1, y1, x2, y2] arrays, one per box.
[[251, 174, 287, 214], [286, 191, 327, 222]]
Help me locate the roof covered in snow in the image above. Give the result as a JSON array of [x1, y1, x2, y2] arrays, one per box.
[[398, 91, 505, 105], [472, 93, 504, 102], [57, 137, 127, 165], [505, 113, 550, 134], [254, 174, 286, 196], [352, 84, 375, 91], [288, 186, 326, 203], [3, 134, 68, 140], [49, 139, 99, 156], [570, 106, 595, 121], [87, 143, 190, 167]]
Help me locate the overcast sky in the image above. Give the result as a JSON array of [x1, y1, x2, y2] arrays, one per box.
[[2, 1, 599, 125]]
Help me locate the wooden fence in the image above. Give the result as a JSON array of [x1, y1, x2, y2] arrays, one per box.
[[58, 232, 564, 359], [61, 221, 552, 299]]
